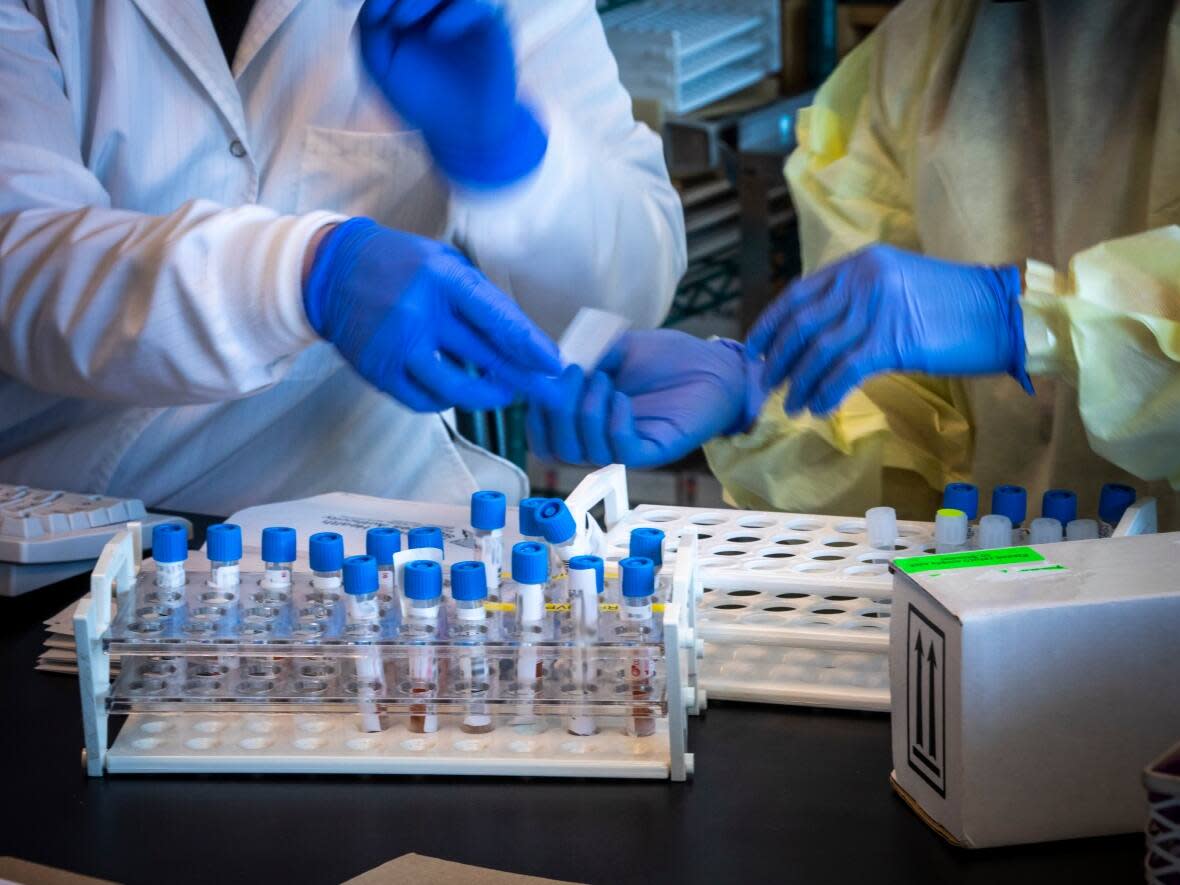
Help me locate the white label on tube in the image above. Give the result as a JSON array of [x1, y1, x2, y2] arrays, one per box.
[[347, 596, 379, 622], [518, 583, 544, 622], [475, 531, 502, 587], [209, 564, 240, 587], [156, 561, 185, 587]]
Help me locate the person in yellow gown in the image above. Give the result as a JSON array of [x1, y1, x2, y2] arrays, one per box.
[[529, 0, 1180, 526]]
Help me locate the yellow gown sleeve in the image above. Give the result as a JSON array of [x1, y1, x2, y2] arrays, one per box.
[[1022, 227, 1180, 487], [705, 1, 974, 519]]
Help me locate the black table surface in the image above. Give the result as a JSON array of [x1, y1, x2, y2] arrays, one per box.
[[0, 521, 1144, 885]]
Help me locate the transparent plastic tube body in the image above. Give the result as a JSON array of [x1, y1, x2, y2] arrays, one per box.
[[515, 581, 546, 709], [934, 509, 968, 554], [209, 559, 240, 590], [474, 529, 502, 595], [567, 568, 599, 736], [406, 592, 442, 734], [1066, 519, 1099, 541], [346, 590, 383, 733], [976, 514, 1013, 550], [156, 560, 185, 588], [375, 559, 396, 613], [257, 560, 293, 605], [310, 569, 342, 606], [455, 599, 492, 734], [1030, 517, 1063, 544], [865, 506, 898, 551]]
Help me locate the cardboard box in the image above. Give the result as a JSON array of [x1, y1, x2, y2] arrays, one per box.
[[889, 534, 1180, 848]]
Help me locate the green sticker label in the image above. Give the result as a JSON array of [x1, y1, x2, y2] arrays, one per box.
[[894, 546, 1047, 575]]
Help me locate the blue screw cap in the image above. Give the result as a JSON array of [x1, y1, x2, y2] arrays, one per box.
[[512, 541, 548, 585], [451, 561, 488, 601], [1042, 489, 1077, 525], [366, 526, 402, 564], [343, 554, 378, 596], [629, 527, 665, 567], [404, 559, 442, 600], [309, 531, 344, 572], [568, 555, 605, 594], [471, 491, 506, 531], [407, 526, 444, 553], [942, 483, 979, 520], [620, 556, 655, 598], [991, 485, 1027, 526], [537, 499, 577, 545], [206, 523, 242, 562], [1098, 483, 1136, 527], [260, 526, 296, 563], [151, 522, 188, 564], [518, 498, 547, 537]]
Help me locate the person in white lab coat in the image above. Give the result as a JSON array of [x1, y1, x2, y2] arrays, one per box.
[[0, 0, 686, 514]]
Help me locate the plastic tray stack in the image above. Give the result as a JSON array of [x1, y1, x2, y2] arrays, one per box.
[[602, 1, 781, 114], [604, 506, 936, 711]]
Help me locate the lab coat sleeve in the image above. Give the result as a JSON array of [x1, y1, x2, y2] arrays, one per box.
[[447, 0, 686, 337], [0, 3, 342, 406], [705, 4, 976, 516], [1022, 229, 1180, 487]]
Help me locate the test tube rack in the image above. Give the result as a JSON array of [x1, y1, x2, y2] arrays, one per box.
[[600, 492, 1158, 712], [76, 470, 702, 781]]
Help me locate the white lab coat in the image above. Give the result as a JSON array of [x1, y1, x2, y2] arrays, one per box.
[[0, 0, 685, 514]]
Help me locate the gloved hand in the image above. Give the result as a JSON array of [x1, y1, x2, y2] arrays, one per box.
[[528, 331, 766, 468], [358, 0, 547, 189], [747, 244, 1032, 416], [305, 218, 561, 412]]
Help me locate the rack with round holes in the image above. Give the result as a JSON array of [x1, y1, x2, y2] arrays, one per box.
[[74, 470, 701, 781], [603, 505, 936, 711]]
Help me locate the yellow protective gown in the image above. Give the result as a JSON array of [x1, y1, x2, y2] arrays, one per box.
[[706, 0, 1180, 526]]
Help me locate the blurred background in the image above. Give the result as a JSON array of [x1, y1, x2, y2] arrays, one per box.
[[454, 0, 899, 507]]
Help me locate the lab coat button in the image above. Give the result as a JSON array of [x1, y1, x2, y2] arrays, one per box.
[[229, 139, 247, 158]]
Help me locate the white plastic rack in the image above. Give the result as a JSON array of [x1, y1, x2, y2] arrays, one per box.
[[602, 496, 1158, 712], [602, 1, 781, 114], [76, 468, 702, 780]]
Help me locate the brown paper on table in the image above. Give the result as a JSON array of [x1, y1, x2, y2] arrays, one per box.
[[0, 857, 119, 885], [341, 853, 582, 885]]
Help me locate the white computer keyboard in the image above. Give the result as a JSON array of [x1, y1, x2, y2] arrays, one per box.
[[0, 484, 189, 596]]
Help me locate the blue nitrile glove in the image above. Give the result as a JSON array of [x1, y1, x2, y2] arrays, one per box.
[[305, 218, 561, 412], [358, 0, 547, 189], [747, 244, 1033, 416], [527, 331, 767, 468]]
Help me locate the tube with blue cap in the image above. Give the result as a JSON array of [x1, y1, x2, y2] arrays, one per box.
[[536, 498, 583, 603], [259, 526, 296, 602], [471, 491, 505, 594], [512, 541, 548, 627], [941, 483, 978, 544], [567, 555, 605, 737], [343, 553, 384, 733], [512, 541, 548, 700], [991, 485, 1027, 544], [407, 525, 444, 555], [1098, 483, 1136, 537], [452, 561, 494, 735], [1042, 489, 1077, 525], [205, 523, 242, 598], [308, 531, 344, 605], [518, 497, 547, 540], [367, 526, 401, 614], [619, 556, 657, 737], [343, 553, 380, 627], [403, 559, 443, 734], [151, 522, 188, 593], [451, 561, 489, 629]]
